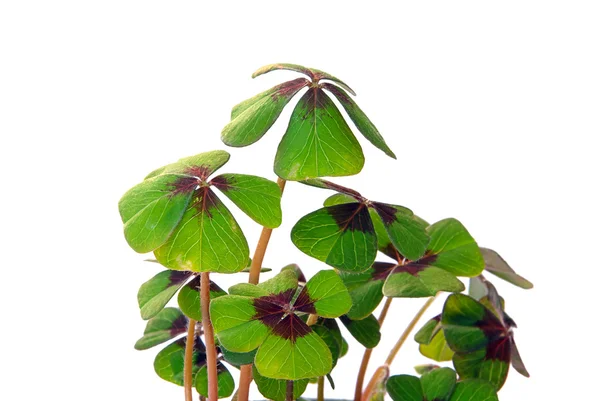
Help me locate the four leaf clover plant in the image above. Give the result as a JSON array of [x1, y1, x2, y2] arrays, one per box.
[[118, 63, 533, 401]]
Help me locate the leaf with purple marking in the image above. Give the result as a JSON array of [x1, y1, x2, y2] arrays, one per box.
[[210, 269, 351, 379], [177, 276, 226, 321], [137, 270, 192, 320], [254, 317, 332, 379], [371, 202, 429, 261], [121, 151, 232, 254], [154, 336, 203, 386], [339, 263, 387, 320], [153, 334, 233, 398], [222, 78, 309, 147], [154, 190, 249, 273], [210, 173, 282, 228], [134, 307, 189, 350], [252, 365, 309, 401], [275, 87, 365, 180], [252, 63, 356, 95], [322, 83, 396, 158], [423, 219, 484, 277], [120, 150, 283, 273], [480, 247, 533, 289], [441, 293, 529, 390], [382, 263, 464, 298], [295, 270, 352, 317], [291, 202, 377, 272]]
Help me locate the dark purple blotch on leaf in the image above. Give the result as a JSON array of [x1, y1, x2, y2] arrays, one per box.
[[327, 202, 374, 234]]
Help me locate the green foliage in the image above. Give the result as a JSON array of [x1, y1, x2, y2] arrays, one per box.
[[221, 63, 395, 180], [210, 269, 351, 379], [441, 292, 529, 390], [119, 65, 531, 401], [387, 368, 499, 401], [119, 150, 282, 273]]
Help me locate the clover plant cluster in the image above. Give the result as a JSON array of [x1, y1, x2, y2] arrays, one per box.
[[118, 63, 532, 401]]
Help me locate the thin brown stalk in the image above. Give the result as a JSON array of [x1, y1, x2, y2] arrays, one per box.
[[353, 297, 393, 401], [237, 177, 286, 401], [184, 318, 197, 401], [201, 272, 218, 401], [360, 365, 389, 401], [286, 380, 294, 401], [384, 294, 439, 366], [317, 376, 325, 401]]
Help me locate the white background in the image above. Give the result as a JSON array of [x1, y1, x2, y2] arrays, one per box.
[[1, 1, 598, 400]]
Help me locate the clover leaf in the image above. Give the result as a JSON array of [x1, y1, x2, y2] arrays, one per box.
[[134, 308, 234, 399], [221, 63, 396, 180], [292, 179, 431, 272], [210, 269, 352, 380], [135, 268, 225, 320], [387, 368, 499, 401], [337, 216, 482, 319], [119, 150, 282, 273], [441, 291, 529, 390]]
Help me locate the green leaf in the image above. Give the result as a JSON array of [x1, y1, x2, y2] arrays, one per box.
[[297, 270, 352, 318], [442, 294, 516, 390], [419, 331, 455, 362], [480, 247, 533, 289], [177, 276, 226, 321], [220, 347, 257, 367], [154, 190, 249, 273], [425, 219, 484, 277], [274, 87, 364, 180], [119, 174, 194, 253], [252, 63, 356, 95], [323, 193, 357, 207], [341, 267, 385, 320], [211, 173, 282, 228], [322, 83, 395, 158], [154, 336, 205, 386], [441, 294, 491, 353], [145, 150, 231, 179], [339, 314, 381, 349], [134, 307, 189, 350], [257, 268, 299, 296], [371, 203, 429, 261], [291, 203, 377, 272], [313, 324, 342, 368], [252, 365, 309, 401], [138, 270, 192, 320], [386, 375, 422, 401], [195, 364, 235, 399], [222, 78, 309, 147], [255, 329, 332, 380], [382, 265, 464, 298], [414, 365, 441, 375], [420, 367, 456, 401], [414, 315, 441, 345], [448, 380, 498, 401], [210, 295, 270, 352]]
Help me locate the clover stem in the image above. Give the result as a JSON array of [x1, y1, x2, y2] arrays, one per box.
[[384, 293, 439, 366], [317, 376, 325, 401], [201, 272, 219, 401], [360, 365, 389, 401], [237, 177, 287, 401], [184, 318, 197, 401], [306, 314, 319, 326], [353, 297, 393, 401], [286, 380, 294, 401]]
